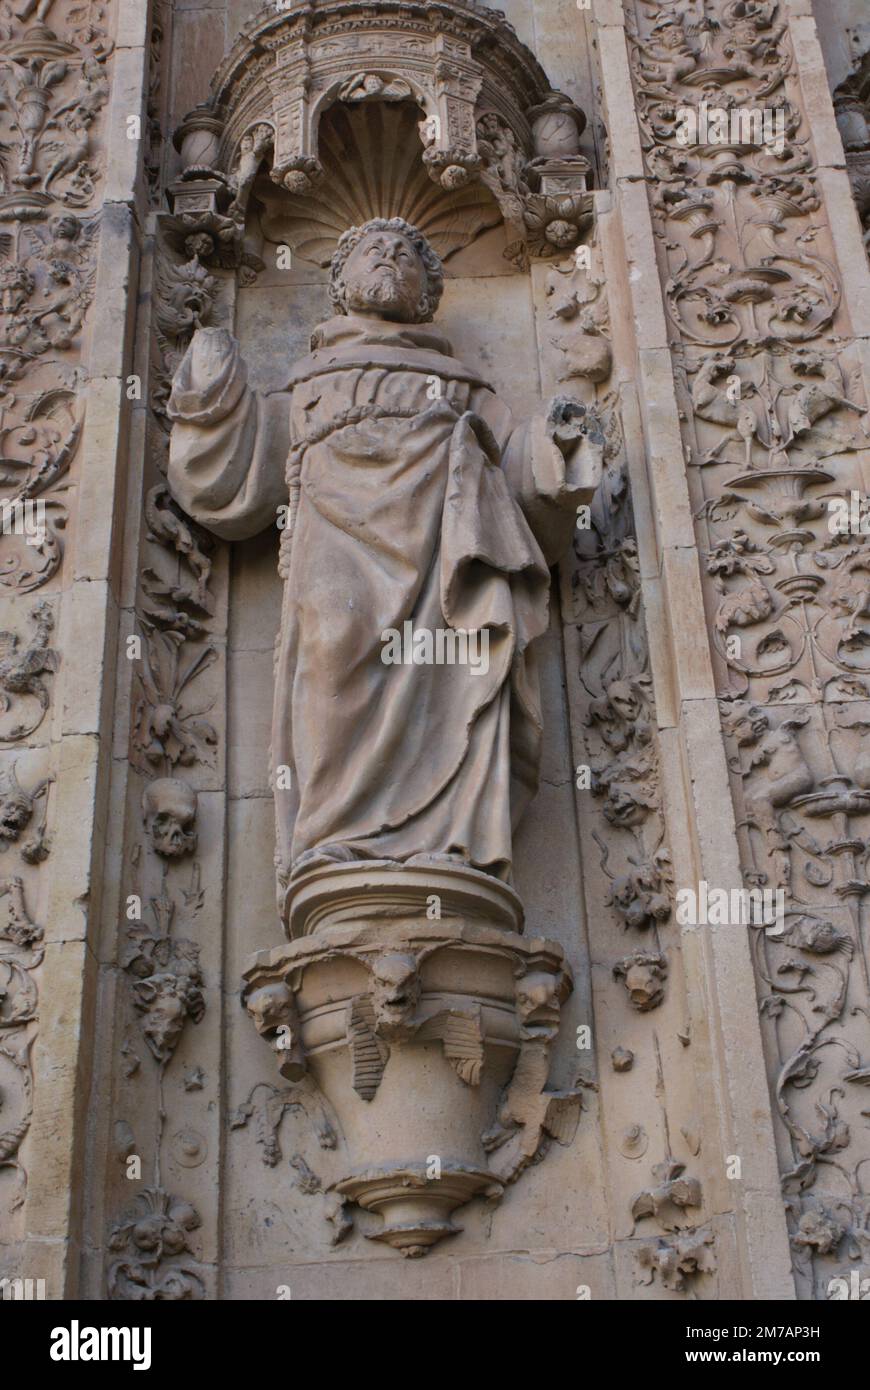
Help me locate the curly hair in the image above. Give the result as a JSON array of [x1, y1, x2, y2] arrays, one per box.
[[329, 217, 444, 322]]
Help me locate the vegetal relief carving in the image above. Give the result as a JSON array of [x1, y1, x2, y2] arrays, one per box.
[[0, 873, 42, 1209], [107, 1187, 204, 1301], [636, 1227, 717, 1293], [627, 0, 870, 1290], [570, 392, 674, 1010], [0, 599, 58, 741], [0, 10, 109, 593], [121, 890, 204, 1068]]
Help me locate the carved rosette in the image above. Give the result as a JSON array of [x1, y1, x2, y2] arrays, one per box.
[[243, 863, 584, 1257]]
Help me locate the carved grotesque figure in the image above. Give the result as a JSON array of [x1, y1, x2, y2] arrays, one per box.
[[245, 980, 305, 1080], [613, 952, 668, 1012], [167, 217, 602, 921], [0, 772, 33, 847], [370, 952, 420, 1039], [132, 961, 204, 1066], [515, 968, 563, 1039], [142, 777, 198, 859]]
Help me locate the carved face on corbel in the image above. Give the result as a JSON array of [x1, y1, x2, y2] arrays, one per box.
[[515, 968, 564, 1039], [245, 980, 295, 1036], [330, 218, 444, 324], [245, 980, 306, 1081], [142, 778, 198, 859], [370, 952, 420, 1038]]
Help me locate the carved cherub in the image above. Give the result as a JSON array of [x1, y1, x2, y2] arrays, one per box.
[[25, 213, 98, 268], [721, 704, 813, 883], [41, 105, 96, 195], [635, 15, 700, 96], [30, 258, 96, 349], [338, 73, 412, 103], [0, 600, 59, 739], [228, 124, 273, 221], [692, 352, 762, 467]]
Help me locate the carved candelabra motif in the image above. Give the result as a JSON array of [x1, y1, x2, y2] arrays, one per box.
[[628, 0, 870, 1296], [0, 0, 109, 1234]]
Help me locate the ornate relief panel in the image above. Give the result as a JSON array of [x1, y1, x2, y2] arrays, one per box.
[[625, 0, 870, 1297], [0, 0, 113, 1271]]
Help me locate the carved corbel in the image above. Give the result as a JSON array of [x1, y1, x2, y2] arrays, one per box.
[[242, 865, 585, 1256]]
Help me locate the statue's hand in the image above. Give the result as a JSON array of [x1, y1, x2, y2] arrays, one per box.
[[542, 395, 605, 506]]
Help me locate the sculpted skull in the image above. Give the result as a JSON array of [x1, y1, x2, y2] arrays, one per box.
[[142, 778, 198, 859], [371, 952, 420, 1037]]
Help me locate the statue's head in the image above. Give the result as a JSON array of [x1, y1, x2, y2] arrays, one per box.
[[329, 217, 444, 324]]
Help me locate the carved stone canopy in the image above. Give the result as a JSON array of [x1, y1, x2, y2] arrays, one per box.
[[166, 0, 593, 269]]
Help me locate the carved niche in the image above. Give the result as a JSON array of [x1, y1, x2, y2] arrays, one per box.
[[162, 0, 593, 272], [156, 3, 603, 1261]]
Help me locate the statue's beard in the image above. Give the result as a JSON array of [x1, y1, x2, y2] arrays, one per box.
[[348, 270, 420, 320]]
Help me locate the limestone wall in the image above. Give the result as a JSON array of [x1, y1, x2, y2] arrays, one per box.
[[2, 0, 868, 1303]]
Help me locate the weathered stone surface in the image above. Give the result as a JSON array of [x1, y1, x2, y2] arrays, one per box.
[[7, 0, 868, 1308]]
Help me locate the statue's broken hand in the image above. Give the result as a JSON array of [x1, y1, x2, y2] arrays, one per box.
[[541, 394, 605, 507]]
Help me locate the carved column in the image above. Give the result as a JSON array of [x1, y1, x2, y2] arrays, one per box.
[[0, 0, 148, 1296], [592, 0, 870, 1298]]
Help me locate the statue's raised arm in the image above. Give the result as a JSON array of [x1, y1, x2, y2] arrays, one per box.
[[167, 325, 288, 541]]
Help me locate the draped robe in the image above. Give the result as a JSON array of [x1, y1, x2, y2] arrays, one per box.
[[167, 315, 592, 921]]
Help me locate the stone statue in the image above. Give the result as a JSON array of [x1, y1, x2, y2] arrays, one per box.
[[167, 217, 602, 922]]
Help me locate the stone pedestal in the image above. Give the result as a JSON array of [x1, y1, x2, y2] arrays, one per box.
[[243, 863, 583, 1256]]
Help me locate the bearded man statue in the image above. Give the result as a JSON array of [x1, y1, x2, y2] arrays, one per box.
[[166, 217, 602, 925]]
